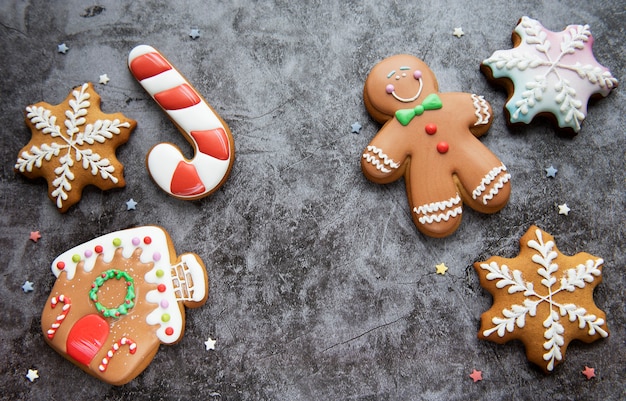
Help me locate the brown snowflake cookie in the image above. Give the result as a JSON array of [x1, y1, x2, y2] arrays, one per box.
[[474, 226, 609, 373], [15, 83, 136, 212], [41, 226, 208, 385], [362, 54, 511, 238]]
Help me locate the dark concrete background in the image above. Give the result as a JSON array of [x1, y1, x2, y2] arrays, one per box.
[[1, 1, 624, 400]]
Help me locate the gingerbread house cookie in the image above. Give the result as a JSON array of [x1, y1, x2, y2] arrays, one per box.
[[41, 226, 208, 385]]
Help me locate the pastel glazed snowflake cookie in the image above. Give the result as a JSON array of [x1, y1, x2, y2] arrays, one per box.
[[481, 17, 618, 135], [15, 83, 136, 212], [474, 226, 609, 373]]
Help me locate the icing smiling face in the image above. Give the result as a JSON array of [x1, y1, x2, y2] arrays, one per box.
[[364, 55, 439, 124], [385, 67, 424, 102], [361, 54, 511, 238]]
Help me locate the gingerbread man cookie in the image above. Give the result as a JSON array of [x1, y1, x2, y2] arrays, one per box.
[[15, 83, 136, 213], [362, 54, 511, 238], [474, 226, 608, 373], [41, 226, 208, 385], [481, 17, 618, 135]]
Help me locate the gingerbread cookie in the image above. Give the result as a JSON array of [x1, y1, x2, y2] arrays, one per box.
[[41, 226, 209, 385], [15, 83, 136, 213], [474, 226, 608, 373], [128, 45, 235, 200], [481, 16, 618, 135], [362, 54, 511, 238]]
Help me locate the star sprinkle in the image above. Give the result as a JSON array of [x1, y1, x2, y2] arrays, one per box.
[[14, 83, 136, 212], [474, 226, 608, 372], [29, 231, 42, 242], [189, 28, 201, 39], [558, 203, 570, 215], [469, 369, 483, 382], [453, 27, 464, 38], [351, 122, 362, 134], [57, 43, 69, 54], [435, 263, 448, 275], [481, 17, 618, 134], [99, 74, 110, 85], [582, 366, 596, 379], [545, 165, 558, 178], [204, 337, 216, 351], [26, 369, 39, 382], [126, 198, 138, 210], [22, 281, 34, 292]]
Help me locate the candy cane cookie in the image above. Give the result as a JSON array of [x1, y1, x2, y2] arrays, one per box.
[[128, 45, 235, 200]]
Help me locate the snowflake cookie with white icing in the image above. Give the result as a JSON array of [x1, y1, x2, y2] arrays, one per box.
[[41, 226, 208, 385], [362, 54, 511, 238], [15, 83, 136, 212], [474, 226, 609, 373], [481, 16, 618, 135]]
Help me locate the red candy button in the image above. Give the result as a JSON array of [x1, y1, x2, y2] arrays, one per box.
[[425, 123, 437, 135], [437, 142, 449, 154]]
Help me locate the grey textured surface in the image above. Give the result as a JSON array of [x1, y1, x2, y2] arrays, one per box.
[[1, 1, 624, 400]]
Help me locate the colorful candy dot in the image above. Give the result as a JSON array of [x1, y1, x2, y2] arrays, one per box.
[[56, 261, 66, 270], [156, 269, 164, 278], [153, 252, 161, 262], [161, 314, 171, 323], [95, 245, 103, 253], [425, 123, 437, 135], [437, 141, 449, 154], [84, 249, 93, 258], [386, 84, 394, 94], [72, 254, 81, 263], [143, 236, 152, 245], [160, 299, 169, 308], [413, 70, 422, 80], [132, 237, 140, 246], [157, 284, 166, 293], [113, 238, 122, 247], [165, 327, 174, 336]]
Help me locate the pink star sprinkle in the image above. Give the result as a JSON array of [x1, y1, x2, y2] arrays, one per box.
[[469, 369, 483, 382], [29, 231, 42, 242], [582, 366, 595, 380]]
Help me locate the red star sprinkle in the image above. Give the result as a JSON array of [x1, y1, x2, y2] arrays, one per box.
[[29, 231, 42, 242], [582, 366, 595, 380], [469, 369, 483, 382]]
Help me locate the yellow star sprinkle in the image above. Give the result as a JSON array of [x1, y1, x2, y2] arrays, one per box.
[[436, 263, 448, 275]]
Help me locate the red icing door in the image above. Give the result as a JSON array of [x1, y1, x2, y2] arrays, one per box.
[[66, 314, 109, 366]]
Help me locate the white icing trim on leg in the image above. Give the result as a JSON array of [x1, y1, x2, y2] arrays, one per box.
[[472, 164, 511, 205], [413, 195, 463, 224]]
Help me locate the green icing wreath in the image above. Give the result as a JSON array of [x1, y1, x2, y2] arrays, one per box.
[[89, 269, 136, 318]]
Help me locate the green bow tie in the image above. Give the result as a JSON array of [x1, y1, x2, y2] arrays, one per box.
[[395, 93, 443, 126]]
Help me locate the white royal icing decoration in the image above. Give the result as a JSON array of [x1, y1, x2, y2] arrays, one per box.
[[413, 195, 463, 224], [362, 145, 400, 173], [471, 163, 511, 205], [471, 94, 491, 125]]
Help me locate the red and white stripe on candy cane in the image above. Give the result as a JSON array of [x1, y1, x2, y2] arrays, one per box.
[[128, 45, 234, 200], [47, 294, 71, 339], [98, 337, 137, 372]]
